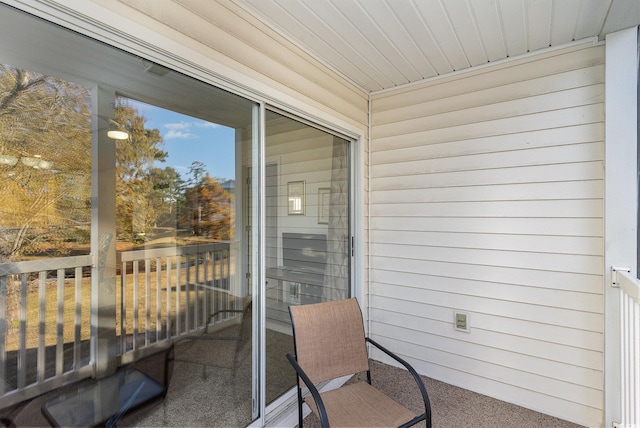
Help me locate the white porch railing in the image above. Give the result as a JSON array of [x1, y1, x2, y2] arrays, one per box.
[[0, 255, 94, 406], [0, 242, 234, 408], [117, 243, 233, 360], [612, 268, 640, 426]]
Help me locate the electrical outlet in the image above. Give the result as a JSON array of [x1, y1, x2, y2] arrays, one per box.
[[454, 311, 470, 332]]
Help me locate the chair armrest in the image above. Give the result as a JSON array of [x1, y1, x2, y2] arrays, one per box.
[[286, 353, 330, 428], [366, 337, 432, 428]]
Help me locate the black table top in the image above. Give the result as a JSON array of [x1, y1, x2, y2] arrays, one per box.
[[42, 368, 165, 428]]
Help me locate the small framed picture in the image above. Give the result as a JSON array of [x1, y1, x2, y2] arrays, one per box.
[[287, 181, 305, 215], [318, 188, 330, 224]]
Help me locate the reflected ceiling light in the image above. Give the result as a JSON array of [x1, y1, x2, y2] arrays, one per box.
[[37, 159, 53, 170], [0, 154, 18, 166], [107, 119, 130, 140], [20, 155, 53, 170], [107, 129, 130, 140], [1, 153, 52, 169], [20, 156, 40, 168]]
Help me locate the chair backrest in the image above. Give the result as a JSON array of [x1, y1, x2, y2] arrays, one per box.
[[289, 298, 369, 384]]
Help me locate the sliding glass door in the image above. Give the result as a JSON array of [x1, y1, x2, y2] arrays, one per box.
[[1, 5, 355, 424], [264, 110, 352, 406], [111, 90, 259, 426]]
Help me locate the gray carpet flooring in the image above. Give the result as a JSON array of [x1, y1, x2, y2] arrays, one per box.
[[0, 302, 585, 428], [300, 360, 584, 428], [121, 328, 584, 428]]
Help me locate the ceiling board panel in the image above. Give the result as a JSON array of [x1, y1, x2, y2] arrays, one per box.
[[412, 0, 471, 71], [498, 0, 527, 56], [527, 0, 553, 51], [442, 1, 489, 67], [574, 0, 612, 40], [469, 0, 508, 61], [600, 0, 640, 35], [549, 0, 581, 45], [351, 0, 426, 82], [386, 0, 452, 76], [233, 0, 640, 93], [267, 0, 389, 90], [332, 0, 423, 83], [303, 0, 404, 87]]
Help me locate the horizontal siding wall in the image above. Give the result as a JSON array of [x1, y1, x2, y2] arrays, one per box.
[[369, 42, 604, 427]]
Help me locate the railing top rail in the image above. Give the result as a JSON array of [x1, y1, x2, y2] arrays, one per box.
[[0, 255, 93, 275], [614, 268, 640, 303], [118, 242, 231, 262]]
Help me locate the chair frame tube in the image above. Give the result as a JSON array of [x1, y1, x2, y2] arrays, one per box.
[[286, 340, 432, 428], [366, 338, 432, 428], [286, 353, 330, 428]]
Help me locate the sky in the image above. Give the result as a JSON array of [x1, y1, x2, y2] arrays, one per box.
[[127, 99, 235, 182]]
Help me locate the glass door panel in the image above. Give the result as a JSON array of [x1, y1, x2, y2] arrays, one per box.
[[113, 77, 258, 426], [264, 110, 351, 405]]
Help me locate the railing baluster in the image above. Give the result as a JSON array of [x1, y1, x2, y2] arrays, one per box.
[[0, 275, 6, 395], [56, 269, 64, 376], [195, 253, 200, 329], [203, 251, 213, 328], [37, 272, 46, 382], [628, 299, 640, 425], [166, 257, 172, 339], [120, 260, 127, 354], [145, 259, 151, 347], [186, 254, 191, 332], [133, 261, 139, 350], [156, 257, 161, 342], [18, 273, 27, 389], [213, 250, 219, 317], [74, 267, 82, 370], [176, 258, 181, 335]]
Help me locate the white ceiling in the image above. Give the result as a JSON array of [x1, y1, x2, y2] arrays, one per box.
[[232, 0, 640, 93]]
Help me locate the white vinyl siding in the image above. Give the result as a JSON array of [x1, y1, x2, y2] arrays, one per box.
[[369, 41, 604, 427]]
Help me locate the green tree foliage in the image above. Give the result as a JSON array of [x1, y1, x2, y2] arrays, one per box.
[[149, 166, 185, 228], [114, 98, 167, 242], [0, 65, 91, 262], [114, 103, 234, 245]]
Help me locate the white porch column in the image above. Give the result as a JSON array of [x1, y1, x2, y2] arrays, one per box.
[[91, 86, 118, 377], [604, 26, 639, 428]]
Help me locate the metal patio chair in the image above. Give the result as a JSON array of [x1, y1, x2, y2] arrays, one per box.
[[286, 298, 432, 428], [175, 297, 252, 378]]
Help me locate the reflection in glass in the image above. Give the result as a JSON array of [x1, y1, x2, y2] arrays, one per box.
[[0, 7, 260, 425], [265, 110, 351, 405], [0, 64, 91, 263], [113, 87, 257, 426], [113, 96, 236, 250]]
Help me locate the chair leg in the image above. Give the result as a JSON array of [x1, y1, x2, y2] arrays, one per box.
[[297, 387, 304, 428]]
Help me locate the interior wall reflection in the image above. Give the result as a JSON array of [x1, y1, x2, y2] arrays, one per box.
[[264, 110, 351, 406]]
